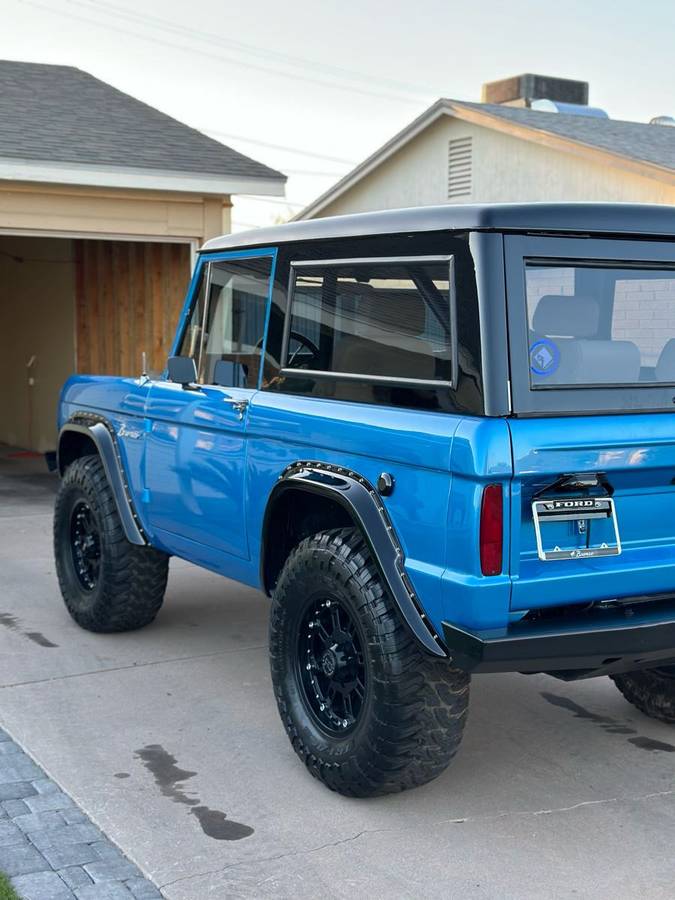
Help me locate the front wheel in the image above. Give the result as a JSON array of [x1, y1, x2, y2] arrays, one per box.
[[269, 527, 470, 797], [611, 667, 675, 723], [54, 454, 169, 632]]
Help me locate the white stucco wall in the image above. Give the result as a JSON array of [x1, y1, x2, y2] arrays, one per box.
[[314, 115, 675, 217]]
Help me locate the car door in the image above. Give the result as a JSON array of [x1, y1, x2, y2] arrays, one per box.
[[144, 249, 276, 560]]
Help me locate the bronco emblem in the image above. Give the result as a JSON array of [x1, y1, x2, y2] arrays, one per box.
[[529, 338, 560, 376]]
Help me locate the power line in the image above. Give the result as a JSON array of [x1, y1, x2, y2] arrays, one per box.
[[243, 196, 306, 209], [18, 0, 433, 105], [283, 169, 344, 178], [200, 129, 357, 166], [78, 0, 439, 99]]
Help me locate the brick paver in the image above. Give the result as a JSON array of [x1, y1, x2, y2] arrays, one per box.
[[0, 727, 162, 899]]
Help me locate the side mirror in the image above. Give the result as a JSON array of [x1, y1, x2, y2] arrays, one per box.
[[167, 356, 198, 389]]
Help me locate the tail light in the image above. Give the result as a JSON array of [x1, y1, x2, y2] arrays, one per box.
[[480, 484, 503, 576]]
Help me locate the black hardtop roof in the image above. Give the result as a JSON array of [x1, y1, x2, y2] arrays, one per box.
[[200, 202, 675, 253]]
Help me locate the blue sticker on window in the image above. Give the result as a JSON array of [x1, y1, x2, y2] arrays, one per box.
[[529, 338, 560, 377]]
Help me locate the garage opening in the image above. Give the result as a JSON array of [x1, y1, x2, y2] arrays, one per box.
[[0, 235, 191, 455]]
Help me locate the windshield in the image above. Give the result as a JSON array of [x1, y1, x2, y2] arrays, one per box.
[[526, 261, 675, 387]]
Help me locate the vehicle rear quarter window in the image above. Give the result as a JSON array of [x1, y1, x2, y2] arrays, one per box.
[[268, 257, 456, 411], [525, 261, 675, 387], [286, 259, 454, 384], [261, 232, 483, 415]]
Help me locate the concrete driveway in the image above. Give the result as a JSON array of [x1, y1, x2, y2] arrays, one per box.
[[1, 448, 675, 899]]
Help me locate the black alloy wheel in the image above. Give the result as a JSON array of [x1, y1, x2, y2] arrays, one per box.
[[297, 596, 367, 735], [69, 500, 101, 591]]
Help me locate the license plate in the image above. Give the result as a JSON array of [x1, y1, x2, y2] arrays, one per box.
[[531, 496, 622, 561]]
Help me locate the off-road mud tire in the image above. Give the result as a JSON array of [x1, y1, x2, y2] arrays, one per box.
[[54, 454, 169, 632], [611, 668, 675, 724], [269, 527, 470, 797]]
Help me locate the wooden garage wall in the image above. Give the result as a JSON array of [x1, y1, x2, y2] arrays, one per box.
[[74, 240, 191, 377]]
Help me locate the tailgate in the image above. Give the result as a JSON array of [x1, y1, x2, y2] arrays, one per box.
[[508, 414, 675, 612]]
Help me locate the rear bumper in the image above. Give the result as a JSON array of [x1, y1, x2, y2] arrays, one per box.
[[442, 600, 675, 679]]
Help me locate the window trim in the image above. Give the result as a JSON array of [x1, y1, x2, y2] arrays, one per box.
[[280, 255, 458, 389]]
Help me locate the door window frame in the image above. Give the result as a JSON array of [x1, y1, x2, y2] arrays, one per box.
[[169, 247, 278, 389], [505, 234, 675, 416]]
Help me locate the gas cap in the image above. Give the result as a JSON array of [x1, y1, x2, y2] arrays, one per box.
[[377, 472, 395, 496]]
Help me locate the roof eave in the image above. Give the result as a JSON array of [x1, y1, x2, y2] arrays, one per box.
[[0, 157, 286, 197]]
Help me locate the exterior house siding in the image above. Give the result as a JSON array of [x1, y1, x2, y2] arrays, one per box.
[[0, 182, 231, 244], [75, 239, 190, 379]]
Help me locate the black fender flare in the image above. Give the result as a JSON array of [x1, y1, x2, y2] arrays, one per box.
[[57, 416, 146, 546], [263, 461, 447, 658]]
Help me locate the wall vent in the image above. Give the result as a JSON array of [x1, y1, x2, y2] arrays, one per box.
[[448, 137, 472, 199]]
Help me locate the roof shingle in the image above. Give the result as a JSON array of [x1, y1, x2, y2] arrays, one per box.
[[452, 100, 675, 172], [0, 59, 286, 182]]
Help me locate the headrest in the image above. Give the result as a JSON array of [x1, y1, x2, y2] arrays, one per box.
[[532, 295, 600, 338], [656, 339, 675, 381]]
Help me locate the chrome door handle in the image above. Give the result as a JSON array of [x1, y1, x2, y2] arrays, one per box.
[[222, 398, 249, 420]]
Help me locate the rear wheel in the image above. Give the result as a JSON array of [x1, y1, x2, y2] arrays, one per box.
[[269, 527, 470, 797], [54, 454, 169, 632], [611, 667, 675, 723]]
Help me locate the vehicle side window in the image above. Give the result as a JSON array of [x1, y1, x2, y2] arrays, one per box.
[[284, 259, 453, 384], [271, 258, 454, 410], [179, 256, 272, 387], [178, 269, 207, 368]]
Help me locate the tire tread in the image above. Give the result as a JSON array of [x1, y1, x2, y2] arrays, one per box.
[[269, 527, 469, 797], [54, 454, 168, 632]]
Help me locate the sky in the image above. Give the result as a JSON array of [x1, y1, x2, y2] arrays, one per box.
[[3, 0, 675, 231]]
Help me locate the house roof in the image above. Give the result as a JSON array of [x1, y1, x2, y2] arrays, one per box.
[[297, 97, 675, 219], [0, 59, 286, 196], [454, 100, 675, 173], [201, 201, 675, 252]]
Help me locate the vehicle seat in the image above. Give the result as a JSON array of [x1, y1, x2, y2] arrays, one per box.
[[531, 294, 641, 384], [656, 339, 675, 382], [330, 291, 435, 402]]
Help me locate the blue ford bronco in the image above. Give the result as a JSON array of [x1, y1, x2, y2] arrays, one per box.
[[54, 203, 675, 797]]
